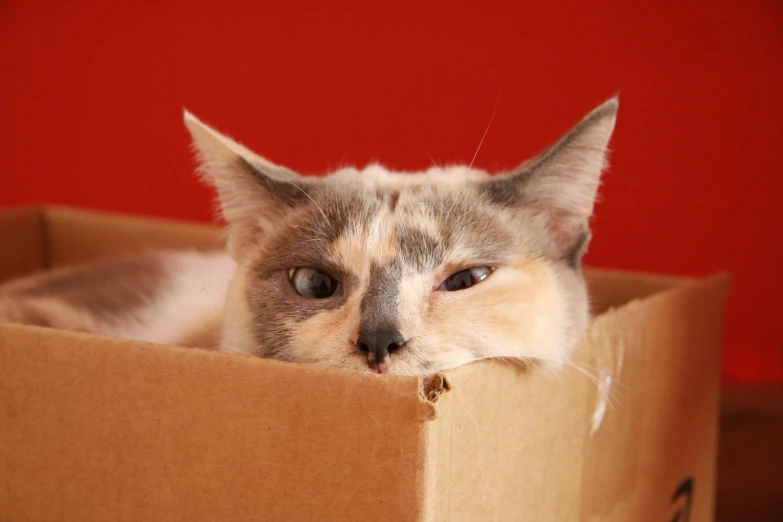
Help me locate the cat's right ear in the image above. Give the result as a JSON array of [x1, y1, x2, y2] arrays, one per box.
[[479, 97, 618, 266], [184, 110, 310, 260]]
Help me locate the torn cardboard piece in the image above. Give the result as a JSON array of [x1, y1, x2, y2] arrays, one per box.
[[0, 206, 730, 521]]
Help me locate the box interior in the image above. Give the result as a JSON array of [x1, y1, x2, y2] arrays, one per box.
[[0, 205, 690, 316]]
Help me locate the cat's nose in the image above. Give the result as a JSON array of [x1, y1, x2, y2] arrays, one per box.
[[356, 329, 406, 374]]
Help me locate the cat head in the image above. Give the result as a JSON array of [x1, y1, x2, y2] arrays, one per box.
[[184, 99, 618, 376]]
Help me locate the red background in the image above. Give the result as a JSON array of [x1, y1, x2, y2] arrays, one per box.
[[1, 1, 781, 383]]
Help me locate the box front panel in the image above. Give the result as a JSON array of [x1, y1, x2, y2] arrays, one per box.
[[0, 325, 429, 522]]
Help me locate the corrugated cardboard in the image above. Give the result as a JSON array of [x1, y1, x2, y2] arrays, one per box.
[[0, 206, 730, 521]]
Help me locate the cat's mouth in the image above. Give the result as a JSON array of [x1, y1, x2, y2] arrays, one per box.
[[350, 342, 410, 375], [354, 334, 410, 375], [349, 343, 393, 374], [365, 350, 391, 374]]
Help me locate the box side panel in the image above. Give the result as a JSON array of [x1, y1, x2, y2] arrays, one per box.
[[0, 325, 426, 522], [579, 275, 730, 522], [422, 357, 593, 521], [0, 207, 46, 283], [43, 206, 224, 267]]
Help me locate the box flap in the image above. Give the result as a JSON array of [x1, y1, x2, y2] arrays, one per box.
[[42, 206, 224, 267], [584, 267, 687, 313]]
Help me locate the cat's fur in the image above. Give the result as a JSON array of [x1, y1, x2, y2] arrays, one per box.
[[0, 98, 618, 376]]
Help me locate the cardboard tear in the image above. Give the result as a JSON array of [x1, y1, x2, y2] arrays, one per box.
[[415, 373, 451, 421], [422, 373, 451, 403]]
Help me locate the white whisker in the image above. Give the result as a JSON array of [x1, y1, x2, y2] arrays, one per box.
[[476, 354, 617, 408], [470, 94, 501, 168], [222, 343, 256, 357], [283, 180, 328, 222]]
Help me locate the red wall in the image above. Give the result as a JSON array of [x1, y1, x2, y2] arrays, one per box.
[[1, 1, 781, 382]]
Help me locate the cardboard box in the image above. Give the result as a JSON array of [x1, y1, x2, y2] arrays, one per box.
[[0, 206, 730, 521]]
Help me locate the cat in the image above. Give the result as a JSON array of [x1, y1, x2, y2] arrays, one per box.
[[0, 97, 618, 377]]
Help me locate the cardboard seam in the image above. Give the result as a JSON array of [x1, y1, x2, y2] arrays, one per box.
[[417, 378, 454, 522]]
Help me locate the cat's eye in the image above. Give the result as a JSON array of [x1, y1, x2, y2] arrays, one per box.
[[289, 268, 341, 299], [438, 267, 494, 292]]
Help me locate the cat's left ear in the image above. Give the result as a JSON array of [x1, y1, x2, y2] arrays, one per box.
[[481, 96, 619, 265], [184, 110, 311, 260]]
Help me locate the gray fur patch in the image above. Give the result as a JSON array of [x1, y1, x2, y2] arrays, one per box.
[[241, 158, 312, 208], [246, 198, 374, 359], [396, 226, 444, 271], [564, 228, 591, 269], [248, 269, 349, 360], [6, 253, 166, 321], [359, 262, 400, 333], [476, 169, 534, 207], [431, 197, 514, 262]]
